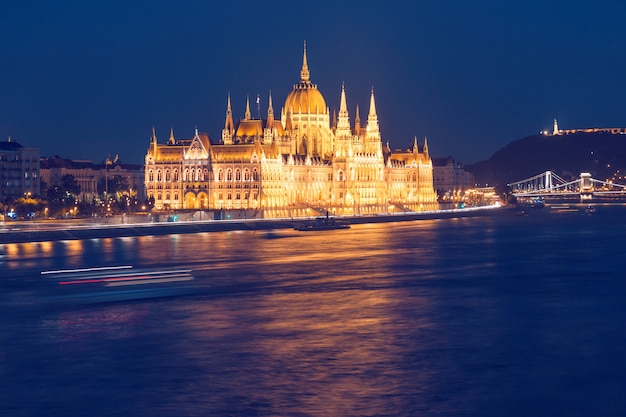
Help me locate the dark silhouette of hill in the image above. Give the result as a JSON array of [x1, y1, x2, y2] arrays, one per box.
[[466, 131, 626, 189]]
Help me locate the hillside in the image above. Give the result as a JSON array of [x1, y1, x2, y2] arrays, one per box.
[[466, 131, 626, 189]]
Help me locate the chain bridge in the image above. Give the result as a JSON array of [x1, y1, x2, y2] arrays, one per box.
[[508, 171, 626, 201]]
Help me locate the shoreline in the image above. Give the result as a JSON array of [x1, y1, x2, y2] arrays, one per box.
[[0, 205, 502, 244]]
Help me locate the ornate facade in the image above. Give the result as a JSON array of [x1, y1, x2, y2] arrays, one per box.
[[145, 46, 438, 218]]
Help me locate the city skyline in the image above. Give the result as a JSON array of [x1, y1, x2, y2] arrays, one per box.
[[2, 1, 626, 165]]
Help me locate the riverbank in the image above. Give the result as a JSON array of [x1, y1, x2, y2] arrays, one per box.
[[0, 205, 502, 244]]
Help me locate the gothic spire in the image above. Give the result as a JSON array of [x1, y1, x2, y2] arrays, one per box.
[[355, 103, 361, 135], [339, 82, 348, 114], [366, 87, 379, 135], [169, 127, 175, 144], [245, 95, 251, 120], [337, 82, 350, 132], [224, 92, 234, 133], [368, 86, 377, 119], [267, 91, 274, 127], [300, 40, 310, 82]]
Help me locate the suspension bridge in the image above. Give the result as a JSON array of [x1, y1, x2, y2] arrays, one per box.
[[508, 171, 626, 202]]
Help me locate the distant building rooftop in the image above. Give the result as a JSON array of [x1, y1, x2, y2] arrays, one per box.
[[0, 139, 24, 151]]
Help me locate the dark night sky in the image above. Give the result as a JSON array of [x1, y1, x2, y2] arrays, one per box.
[[2, 1, 626, 165]]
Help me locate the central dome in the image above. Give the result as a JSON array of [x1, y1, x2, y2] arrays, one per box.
[[284, 83, 327, 115], [283, 43, 327, 115]]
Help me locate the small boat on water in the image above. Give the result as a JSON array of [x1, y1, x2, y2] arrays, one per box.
[[294, 213, 350, 231]]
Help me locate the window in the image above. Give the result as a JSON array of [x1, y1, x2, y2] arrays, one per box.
[[149, 170, 154, 182], [157, 170, 162, 182], [165, 169, 171, 182]]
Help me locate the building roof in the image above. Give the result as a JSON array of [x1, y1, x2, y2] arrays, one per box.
[[0, 140, 24, 151]]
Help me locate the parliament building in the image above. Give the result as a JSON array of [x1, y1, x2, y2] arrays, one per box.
[[145, 46, 438, 218]]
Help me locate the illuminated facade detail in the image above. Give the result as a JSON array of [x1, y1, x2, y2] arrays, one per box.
[[145, 46, 438, 216]]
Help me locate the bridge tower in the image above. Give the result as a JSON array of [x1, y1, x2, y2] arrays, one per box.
[[545, 171, 553, 190]]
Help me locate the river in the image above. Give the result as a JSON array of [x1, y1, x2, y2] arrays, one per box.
[[1, 205, 625, 416]]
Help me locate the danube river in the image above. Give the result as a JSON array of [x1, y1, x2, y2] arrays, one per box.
[[2, 206, 626, 416]]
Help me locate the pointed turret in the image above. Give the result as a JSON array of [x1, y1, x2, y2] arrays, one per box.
[[225, 93, 234, 132], [332, 109, 337, 129], [285, 109, 293, 131], [423, 136, 429, 157], [151, 126, 157, 143], [264, 92, 275, 145], [300, 40, 310, 83], [222, 93, 234, 144], [553, 118, 559, 135], [337, 82, 350, 132], [355, 104, 361, 136], [245, 95, 251, 120], [366, 87, 379, 136], [368, 86, 377, 119], [267, 91, 274, 127], [168, 128, 175, 145], [413, 136, 419, 153]]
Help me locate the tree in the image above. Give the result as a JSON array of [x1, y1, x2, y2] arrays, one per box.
[[46, 174, 81, 216], [98, 174, 129, 196], [13, 196, 45, 219]]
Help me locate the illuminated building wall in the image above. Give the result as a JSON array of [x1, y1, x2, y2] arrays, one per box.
[[145, 46, 438, 217]]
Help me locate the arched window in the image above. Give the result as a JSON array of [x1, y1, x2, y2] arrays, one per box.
[[165, 169, 170, 182], [157, 170, 162, 182], [252, 169, 259, 181], [226, 169, 232, 181], [174, 193, 179, 200], [149, 170, 154, 182], [217, 170, 223, 181], [244, 169, 250, 181], [203, 168, 209, 181], [157, 192, 162, 200], [173, 169, 179, 182], [184, 169, 189, 181], [165, 192, 170, 201], [235, 169, 241, 181]]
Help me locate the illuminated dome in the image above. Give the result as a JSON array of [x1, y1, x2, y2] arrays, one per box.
[[284, 83, 327, 114], [283, 43, 327, 115]]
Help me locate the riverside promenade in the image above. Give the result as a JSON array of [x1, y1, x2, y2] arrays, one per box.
[[0, 205, 502, 244]]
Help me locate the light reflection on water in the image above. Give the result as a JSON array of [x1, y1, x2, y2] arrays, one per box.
[[2, 209, 626, 416]]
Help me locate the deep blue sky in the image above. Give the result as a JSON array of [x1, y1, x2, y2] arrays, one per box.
[[2, 1, 626, 165]]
